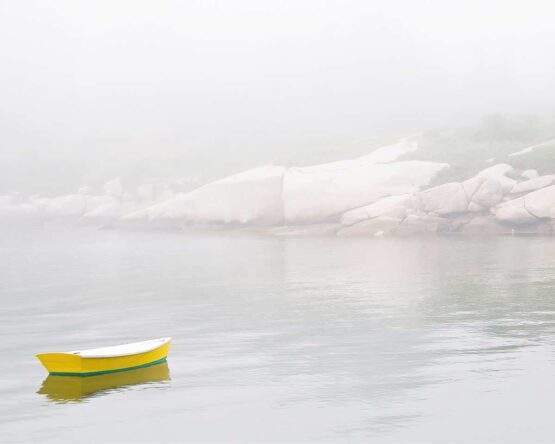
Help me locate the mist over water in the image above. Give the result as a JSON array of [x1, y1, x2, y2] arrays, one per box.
[[2, 0, 555, 194], [2, 230, 555, 442]]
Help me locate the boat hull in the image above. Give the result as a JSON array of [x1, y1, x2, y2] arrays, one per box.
[[37, 340, 171, 377]]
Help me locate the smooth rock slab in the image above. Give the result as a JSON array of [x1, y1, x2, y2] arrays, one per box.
[[419, 182, 468, 215], [475, 164, 517, 192], [462, 176, 486, 201], [494, 197, 537, 225], [394, 213, 442, 235], [471, 178, 505, 209], [511, 175, 555, 194], [123, 165, 286, 226], [524, 185, 555, 218], [340, 194, 413, 226], [283, 160, 447, 224], [83, 197, 122, 225], [45, 195, 86, 218]]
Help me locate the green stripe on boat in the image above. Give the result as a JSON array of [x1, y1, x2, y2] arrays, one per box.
[[49, 357, 168, 377]]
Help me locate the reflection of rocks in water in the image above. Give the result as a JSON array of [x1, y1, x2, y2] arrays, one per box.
[[37, 362, 170, 403]]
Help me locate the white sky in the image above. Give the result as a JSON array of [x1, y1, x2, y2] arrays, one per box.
[[1, 0, 555, 193]]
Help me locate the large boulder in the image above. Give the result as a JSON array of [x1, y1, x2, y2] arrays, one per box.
[[419, 182, 468, 215], [45, 195, 86, 218], [524, 185, 555, 218], [494, 197, 537, 225], [118, 138, 445, 229], [462, 176, 485, 199], [122, 165, 286, 227], [83, 195, 122, 226], [340, 194, 413, 226], [283, 160, 448, 224], [475, 164, 517, 193], [459, 166, 515, 210], [471, 178, 505, 209]]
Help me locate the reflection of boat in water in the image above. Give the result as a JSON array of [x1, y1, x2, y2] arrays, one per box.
[[37, 361, 170, 403], [36, 337, 171, 376]]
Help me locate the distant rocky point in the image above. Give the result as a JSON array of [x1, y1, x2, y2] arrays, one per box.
[[2, 136, 555, 236]]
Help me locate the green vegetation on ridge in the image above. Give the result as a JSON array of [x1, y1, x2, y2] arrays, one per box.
[[403, 114, 555, 185]]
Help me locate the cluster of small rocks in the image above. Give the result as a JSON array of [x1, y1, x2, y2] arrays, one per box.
[[0, 179, 176, 229]]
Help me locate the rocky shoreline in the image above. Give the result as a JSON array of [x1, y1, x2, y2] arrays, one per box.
[[2, 138, 555, 236]]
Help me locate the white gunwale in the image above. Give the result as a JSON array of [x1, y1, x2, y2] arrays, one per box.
[[58, 337, 171, 359]]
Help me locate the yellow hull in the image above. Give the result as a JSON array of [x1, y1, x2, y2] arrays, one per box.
[[36, 340, 171, 377]]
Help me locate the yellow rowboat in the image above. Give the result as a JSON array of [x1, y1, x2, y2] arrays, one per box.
[[36, 337, 171, 377], [37, 361, 170, 403]]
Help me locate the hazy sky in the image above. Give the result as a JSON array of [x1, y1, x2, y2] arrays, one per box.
[[1, 0, 555, 194]]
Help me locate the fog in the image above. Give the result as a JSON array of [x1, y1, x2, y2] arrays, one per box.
[[1, 0, 555, 194], [4, 3, 555, 441]]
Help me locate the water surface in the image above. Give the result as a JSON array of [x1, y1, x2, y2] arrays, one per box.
[[1, 229, 555, 442]]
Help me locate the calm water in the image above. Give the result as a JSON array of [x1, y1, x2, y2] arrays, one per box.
[[2, 229, 555, 443]]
